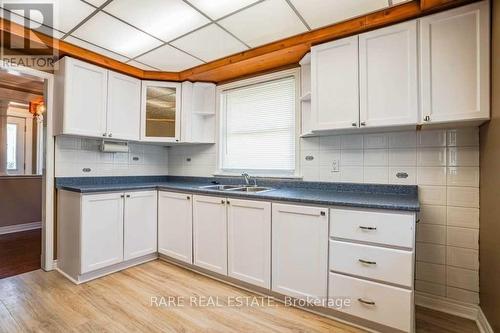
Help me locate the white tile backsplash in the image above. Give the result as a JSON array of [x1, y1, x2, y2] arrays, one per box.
[[165, 127, 481, 306], [55, 136, 168, 177]]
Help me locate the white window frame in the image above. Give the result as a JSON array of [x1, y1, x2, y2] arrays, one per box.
[[216, 68, 301, 178]]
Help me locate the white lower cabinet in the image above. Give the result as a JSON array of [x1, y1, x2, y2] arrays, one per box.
[[158, 191, 193, 264], [193, 195, 228, 275], [329, 273, 413, 332], [81, 192, 124, 274], [272, 203, 329, 299], [124, 191, 158, 261], [227, 199, 271, 289]]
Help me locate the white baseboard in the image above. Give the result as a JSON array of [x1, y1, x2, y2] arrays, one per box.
[[477, 307, 494, 333], [0, 221, 41, 235], [416, 292, 494, 333]]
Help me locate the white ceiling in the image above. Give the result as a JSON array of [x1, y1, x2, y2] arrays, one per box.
[[0, 0, 411, 72]]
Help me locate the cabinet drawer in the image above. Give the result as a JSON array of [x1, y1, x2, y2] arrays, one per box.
[[329, 240, 413, 287], [329, 273, 413, 332], [330, 208, 415, 248]]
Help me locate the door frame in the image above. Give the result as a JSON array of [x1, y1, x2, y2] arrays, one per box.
[[0, 63, 55, 271]]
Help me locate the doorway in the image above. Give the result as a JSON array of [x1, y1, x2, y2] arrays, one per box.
[[0, 65, 54, 278]]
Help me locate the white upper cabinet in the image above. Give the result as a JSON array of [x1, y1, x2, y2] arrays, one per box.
[[55, 57, 108, 137], [193, 195, 228, 275], [141, 81, 182, 143], [158, 191, 193, 264], [359, 21, 418, 128], [420, 1, 490, 124], [181, 82, 216, 143], [107, 71, 142, 141], [311, 36, 359, 130], [123, 191, 158, 261], [272, 203, 328, 300], [227, 199, 271, 289]]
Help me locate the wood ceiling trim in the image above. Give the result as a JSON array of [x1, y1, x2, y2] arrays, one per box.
[[0, 0, 479, 83]]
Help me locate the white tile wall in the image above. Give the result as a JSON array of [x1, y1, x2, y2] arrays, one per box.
[[166, 127, 481, 305], [55, 136, 169, 177]]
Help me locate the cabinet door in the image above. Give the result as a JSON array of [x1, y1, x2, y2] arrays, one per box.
[[107, 71, 141, 141], [272, 203, 328, 299], [62, 57, 108, 137], [193, 195, 227, 275], [420, 1, 490, 124], [227, 199, 271, 289], [81, 193, 124, 273], [158, 191, 193, 264], [311, 36, 359, 130], [359, 21, 418, 128], [123, 191, 158, 261], [141, 81, 181, 142]]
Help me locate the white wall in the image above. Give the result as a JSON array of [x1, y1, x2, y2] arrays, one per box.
[[55, 136, 168, 177], [167, 127, 480, 305]]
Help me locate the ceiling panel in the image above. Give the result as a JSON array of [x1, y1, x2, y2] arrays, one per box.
[[127, 60, 158, 71], [171, 24, 248, 62], [2, 0, 95, 33], [218, 0, 308, 48], [64, 36, 130, 62], [290, 0, 389, 29], [188, 0, 261, 20], [71, 12, 163, 58], [104, 0, 209, 42], [81, 0, 108, 7], [135, 45, 204, 71]]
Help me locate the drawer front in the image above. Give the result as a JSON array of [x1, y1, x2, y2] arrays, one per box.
[[329, 240, 413, 287], [330, 208, 415, 248], [329, 273, 413, 332]]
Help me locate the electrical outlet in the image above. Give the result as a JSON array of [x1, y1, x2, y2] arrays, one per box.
[[331, 160, 340, 172]]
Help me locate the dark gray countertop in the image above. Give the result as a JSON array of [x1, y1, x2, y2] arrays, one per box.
[[56, 176, 420, 212]]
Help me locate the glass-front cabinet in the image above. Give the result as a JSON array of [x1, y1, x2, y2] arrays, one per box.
[[140, 81, 181, 142]]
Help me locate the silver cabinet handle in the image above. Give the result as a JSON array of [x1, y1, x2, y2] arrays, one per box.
[[126, 194, 130, 198], [424, 115, 431, 122], [360, 122, 366, 126], [221, 200, 225, 204], [358, 259, 377, 265], [187, 196, 191, 200], [351, 122, 357, 127], [108, 133, 112, 137], [120, 194, 125, 198], [358, 298, 376, 306], [102, 133, 106, 137], [359, 226, 377, 231]]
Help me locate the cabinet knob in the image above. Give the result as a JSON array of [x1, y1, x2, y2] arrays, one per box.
[[360, 122, 366, 126], [126, 195, 130, 198], [221, 200, 225, 204], [108, 133, 113, 137], [320, 211, 326, 216], [187, 196, 191, 200], [351, 122, 357, 127], [424, 116, 431, 122], [227, 200, 230, 205], [120, 194, 125, 198], [102, 133, 106, 137]]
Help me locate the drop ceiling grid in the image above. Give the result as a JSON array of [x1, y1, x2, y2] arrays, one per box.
[[3, 0, 398, 72]]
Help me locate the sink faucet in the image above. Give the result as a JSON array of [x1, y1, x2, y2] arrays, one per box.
[[242, 172, 257, 187]]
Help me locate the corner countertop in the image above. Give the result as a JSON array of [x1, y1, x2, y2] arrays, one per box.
[[56, 176, 420, 212]]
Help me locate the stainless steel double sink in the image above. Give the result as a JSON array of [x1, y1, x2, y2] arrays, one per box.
[[199, 184, 273, 193]]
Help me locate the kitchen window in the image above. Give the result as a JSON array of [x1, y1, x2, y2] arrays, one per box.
[[218, 69, 299, 177]]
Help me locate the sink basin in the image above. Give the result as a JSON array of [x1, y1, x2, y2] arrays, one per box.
[[227, 186, 273, 193], [200, 185, 242, 191]]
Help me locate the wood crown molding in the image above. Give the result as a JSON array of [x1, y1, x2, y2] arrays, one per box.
[[0, 0, 480, 84]]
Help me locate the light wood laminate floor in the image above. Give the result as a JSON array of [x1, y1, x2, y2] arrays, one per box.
[[0, 260, 479, 333]]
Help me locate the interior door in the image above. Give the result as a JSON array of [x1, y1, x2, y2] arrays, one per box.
[[193, 195, 227, 275], [6, 116, 25, 175], [311, 36, 359, 130], [123, 190, 157, 261], [107, 71, 141, 141], [359, 20, 418, 128]]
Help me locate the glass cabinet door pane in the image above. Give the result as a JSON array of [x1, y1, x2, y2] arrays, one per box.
[[145, 86, 177, 138]]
